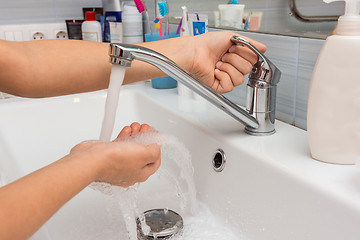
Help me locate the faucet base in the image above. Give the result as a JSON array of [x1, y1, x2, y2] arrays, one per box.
[[245, 127, 276, 136], [244, 111, 276, 136]]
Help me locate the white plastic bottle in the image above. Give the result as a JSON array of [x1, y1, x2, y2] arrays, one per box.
[[82, 11, 102, 42], [307, 0, 360, 164], [122, 3, 143, 43], [177, 6, 193, 98]]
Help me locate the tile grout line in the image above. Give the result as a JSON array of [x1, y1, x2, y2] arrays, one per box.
[[292, 37, 300, 125]]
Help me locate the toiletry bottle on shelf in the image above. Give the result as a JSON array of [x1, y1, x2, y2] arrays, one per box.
[[218, 3, 245, 29], [66, 20, 84, 40], [103, 0, 122, 42], [82, 11, 103, 42], [122, 3, 143, 43], [177, 6, 193, 97], [307, 0, 360, 164]]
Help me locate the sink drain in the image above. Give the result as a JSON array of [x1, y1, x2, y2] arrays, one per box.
[[212, 149, 226, 172], [136, 209, 183, 239]]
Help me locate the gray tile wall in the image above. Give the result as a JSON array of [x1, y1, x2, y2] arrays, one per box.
[[296, 38, 324, 129], [0, 0, 102, 24]]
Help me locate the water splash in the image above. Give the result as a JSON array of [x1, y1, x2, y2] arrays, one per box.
[[90, 131, 198, 240], [90, 130, 245, 239], [169, 203, 244, 240]]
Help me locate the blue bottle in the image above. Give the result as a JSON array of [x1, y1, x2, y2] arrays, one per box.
[[103, 11, 122, 42], [102, 0, 122, 42]]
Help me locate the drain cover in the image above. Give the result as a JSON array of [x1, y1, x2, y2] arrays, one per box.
[[136, 209, 183, 239]]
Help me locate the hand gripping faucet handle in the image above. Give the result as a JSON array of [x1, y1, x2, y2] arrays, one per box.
[[230, 36, 281, 85], [231, 36, 281, 135]]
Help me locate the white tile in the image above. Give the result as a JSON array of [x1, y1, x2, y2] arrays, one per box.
[[295, 37, 324, 130]]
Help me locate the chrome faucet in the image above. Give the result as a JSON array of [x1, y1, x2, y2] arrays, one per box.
[[109, 36, 281, 136]]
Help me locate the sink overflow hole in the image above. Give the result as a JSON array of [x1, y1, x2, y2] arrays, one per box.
[[212, 149, 226, 172]]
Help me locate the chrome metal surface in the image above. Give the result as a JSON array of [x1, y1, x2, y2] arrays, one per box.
[[136, 209, 183, 239], [231, 36, 281, 135], [109, 44, 133, 67], [109, 38, 281, 135], [289, 0, 339, 22], [213, 149, 226, 172]]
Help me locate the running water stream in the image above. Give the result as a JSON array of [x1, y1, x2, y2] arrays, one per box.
[[99, 65, 127, 142]]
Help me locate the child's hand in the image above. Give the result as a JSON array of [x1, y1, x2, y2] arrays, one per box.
[[114, 122, 154, 141], [70, 122, 160, 187]]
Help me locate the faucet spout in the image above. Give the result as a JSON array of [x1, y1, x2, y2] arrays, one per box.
[[109, 38, 281, 135]]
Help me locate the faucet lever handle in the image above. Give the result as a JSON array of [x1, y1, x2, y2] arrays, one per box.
[[231, 36, 280, 85]]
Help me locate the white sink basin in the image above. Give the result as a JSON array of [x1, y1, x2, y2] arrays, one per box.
[[1, 82, 360, 240]]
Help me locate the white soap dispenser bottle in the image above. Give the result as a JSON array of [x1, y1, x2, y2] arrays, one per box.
[[307, 0, 360, 164]]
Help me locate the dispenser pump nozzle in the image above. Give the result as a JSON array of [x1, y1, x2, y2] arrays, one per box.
[[324, 0, 360, 35]]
